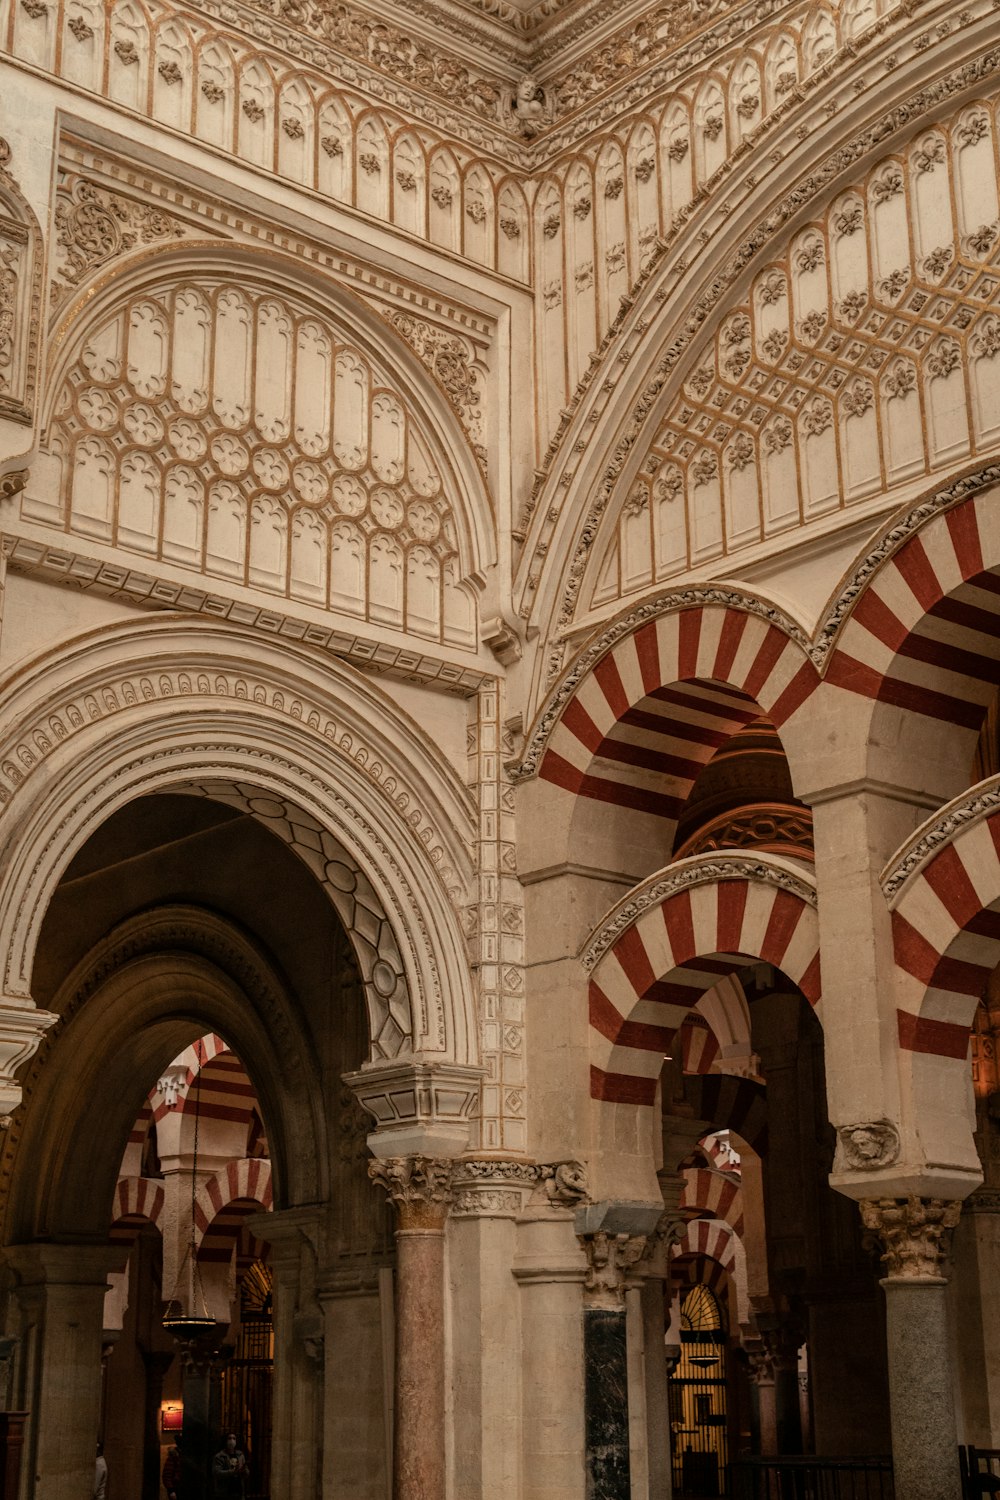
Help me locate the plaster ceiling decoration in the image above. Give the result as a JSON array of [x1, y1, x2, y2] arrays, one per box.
[[29, 269, 482, 650], [582, 95, 1000, 617]]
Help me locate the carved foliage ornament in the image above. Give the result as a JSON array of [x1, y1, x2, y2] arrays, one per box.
[[54, 176, 186, 289], [578, 1230, 648, 1308], [859, 1196, 962, 1280], [368, 1155, 453, 1228]]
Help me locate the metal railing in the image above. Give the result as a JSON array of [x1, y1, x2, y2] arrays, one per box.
[[730, 1455, 894, 1500]]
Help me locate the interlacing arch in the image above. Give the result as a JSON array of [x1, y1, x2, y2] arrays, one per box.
[[684, 1075, 769, 1156], [584, 853, 819, 1104], [673, 1218, 737, 1274], [111, 1177, 165, 1238]]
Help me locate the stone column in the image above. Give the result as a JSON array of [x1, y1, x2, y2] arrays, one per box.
[[860, 1197, 963, 1500], [745, 1342, 778, 1454], [578, 1230, 649, 1500], [255, 1209, 324, 1500], [369, 1156, 452, 1500], [759, 1326, 803, 1454], [5, 1243, 119, 1500], [513, 1193, 587, 1500]]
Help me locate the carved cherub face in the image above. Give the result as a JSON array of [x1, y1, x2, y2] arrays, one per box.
[[847, 1127, 882, 1160]]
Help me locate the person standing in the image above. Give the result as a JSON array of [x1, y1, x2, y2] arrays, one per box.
[[162, 1437, 182, 1500], [94, 1441, 108, 1500], [211, 1433, 247, 1498]]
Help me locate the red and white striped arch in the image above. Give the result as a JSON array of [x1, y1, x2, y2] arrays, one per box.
[[194, 1158, 272, 1263], [679, 1014, 720, 1075], [888, 788, 1000, 1060], [681, 1168, 744, 1238], [587, 856, 819, 1105], [672, 1253, 732, 1302], [535, 601, 818, 826], [685, 1075, 768, 1155], [827, 487, 1000, 733], [672, 1218, 737, 1272], [110, 1176, 165, 1244]]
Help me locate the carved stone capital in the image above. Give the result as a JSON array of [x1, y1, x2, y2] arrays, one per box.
[[859, 1196, 962, 1281], [578, 1230, 648, 1310], [368, 1155, 454, 1231]]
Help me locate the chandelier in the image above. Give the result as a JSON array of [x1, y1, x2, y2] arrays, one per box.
[[162, 1044, 217, 1342]]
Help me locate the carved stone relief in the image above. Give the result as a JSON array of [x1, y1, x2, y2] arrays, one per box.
[[835, 1121, 901, 1173], [0, 140, 41, 426]]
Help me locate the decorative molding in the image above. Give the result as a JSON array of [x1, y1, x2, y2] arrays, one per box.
[[4, 534, 490, 698], [859, 1196, 962, 1280], [0, 144, 41, 427], [882, 778, 1000, 903], [582, 854, 817, 972]]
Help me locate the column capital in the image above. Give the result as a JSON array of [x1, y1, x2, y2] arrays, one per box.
[[343, 1059, 483, 1159], [859, 1195, 962, 1281], [577, 1230, 648, 1310], [368, 1155, 454, 1231]]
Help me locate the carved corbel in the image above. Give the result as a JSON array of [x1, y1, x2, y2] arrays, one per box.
[[343, 1059, 483, 1159], [0, 468, 27, 503], [0, 1001, 59, 1122]]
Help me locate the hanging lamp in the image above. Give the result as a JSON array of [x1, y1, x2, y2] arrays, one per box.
[[163, 1043, 217, 1341]]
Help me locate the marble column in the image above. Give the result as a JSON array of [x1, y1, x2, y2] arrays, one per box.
[[578, 1231, 649, 1500], [745, 1343, 778, 1455], [860, 1196, 963, 1500], [369, 1156, 452, 1500], [5, 1243, 119, 1500]]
